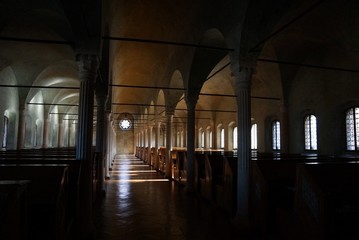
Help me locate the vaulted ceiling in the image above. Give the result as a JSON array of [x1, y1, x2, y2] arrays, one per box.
[[1, 0, 359, 129]]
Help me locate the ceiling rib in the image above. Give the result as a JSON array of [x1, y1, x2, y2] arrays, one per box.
[[110, 84, 184, 91], [0, 36, 75, 46], [102, 36, 235, 51], [258, 58, 359, 73], [28, 103, 79, 107], [249, 0, 324, 53], [0, 84, 79, 89]]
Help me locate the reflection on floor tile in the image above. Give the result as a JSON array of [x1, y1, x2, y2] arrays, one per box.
[[94, 155, 243, 240]]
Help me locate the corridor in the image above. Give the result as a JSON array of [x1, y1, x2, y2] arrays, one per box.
[[94, 155, 243, 240]]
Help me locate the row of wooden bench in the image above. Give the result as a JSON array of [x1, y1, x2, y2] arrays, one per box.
[[167, 150, 359, 240], [0, 147, 100, 240]]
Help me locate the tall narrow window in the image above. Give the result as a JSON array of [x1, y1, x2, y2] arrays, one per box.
[[346, 107, 359, 150], [233, 127, 238, 149], [2, 116, 8, 148], [304, 114, 317, 150], [272, 121, 281, 150], [251, 124, 257, 150], [200, 129, 204, 148], [220, 128, 225, 148], [209, 130, 213, 148]]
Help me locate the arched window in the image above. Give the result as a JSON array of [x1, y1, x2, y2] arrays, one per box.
[[2, 115, 8, 148], [199, 128, 204, 148], [272, 121, 280, 150], [304, 114, 317, 150], [209, 131, 213, 148], [346, 107, 359, 150], [220, 128, 225, 149], [251, 124, 257, 150], [233, 127, 238, 149]]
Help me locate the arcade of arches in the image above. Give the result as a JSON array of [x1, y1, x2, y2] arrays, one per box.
[[1, 0, 359, 239]]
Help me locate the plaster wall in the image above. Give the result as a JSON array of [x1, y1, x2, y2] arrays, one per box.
[[0, 67, 19, 149], [288, 68, 359, 155], [116, 129, 134, 154]]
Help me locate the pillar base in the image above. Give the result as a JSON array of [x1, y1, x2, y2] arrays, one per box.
[[97, 189, 106, 198], [231, 216, 252, 236], [79, 221, 97, 240]]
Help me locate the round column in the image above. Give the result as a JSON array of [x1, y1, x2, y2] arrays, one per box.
[[165, 108, 174, 178], [233, 64, 254, 226], [185, 96, 197, 192], [58, 122, 63, 147], [17, 107, 25, 149], [76, 53, 99, 239], [95, 88, 107, 195], [42, 118, 49, 148]]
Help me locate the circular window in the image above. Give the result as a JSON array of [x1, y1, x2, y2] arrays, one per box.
[[119, 119, 132, 130]]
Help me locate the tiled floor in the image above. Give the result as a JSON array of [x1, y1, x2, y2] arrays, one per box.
[[94, 154, 243, 240]]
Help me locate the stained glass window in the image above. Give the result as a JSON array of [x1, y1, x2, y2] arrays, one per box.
[[220, 128, 225, 148], [272, 121, 280, 150], [346, 107, 359, 150], [233, 127, 238, 149], [119, 118, 132, 130], [2, 116, 8, 148], [251, 124, 257, 150], [304, 115, 317, 150], [200, 129, 204, 148]]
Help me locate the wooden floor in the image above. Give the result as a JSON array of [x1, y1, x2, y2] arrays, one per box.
[[94, 154, 244, 240]]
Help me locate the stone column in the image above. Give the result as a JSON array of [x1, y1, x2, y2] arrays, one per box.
[[224, 125, 229, 151], [17, 107, 26, 149], [105, 115, 112, 179], [76, 53, 99, 239], [173, 124, 177, 148], [185, 96, 197, 192], [58, 122, 63, 147], [95, 88, 107, 195], [280, 102, 290, 153], [147, 125, 153, 165], [154, 121, 160, 169], [66, 123, 70, 147], [233, 64, 253, 225], [183, 122, 187, 148], [42, 118, 49, 148], [165, 108, 174, 178]]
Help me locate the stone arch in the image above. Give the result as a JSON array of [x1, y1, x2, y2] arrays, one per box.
[[156, 90, 165, 118], [166, 70, 185, 109], [228, 121, 236, 150], [0, 66, 19, 149], [186, 28, 228, 101]]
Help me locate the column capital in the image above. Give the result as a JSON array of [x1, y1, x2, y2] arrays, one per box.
[[165, 105, 176, 116], [230, 54, 257, 80], [155, 120, 163, 127], [185, 95, 198, 110], [77, 54, 99, 81]]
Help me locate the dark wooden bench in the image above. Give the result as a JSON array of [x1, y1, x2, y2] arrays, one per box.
[[157, 147, 166, 173], [250, 155, 358, 239], [216, 156, 238, 214], [0, 180, 30, 240], [195, 153, 213, 201], [251, 159, 299, 238], [207, 154, 225, 202], [172, 150, 186, 183], [294, 163, 359, 240], [0, 164, 69, 240]]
